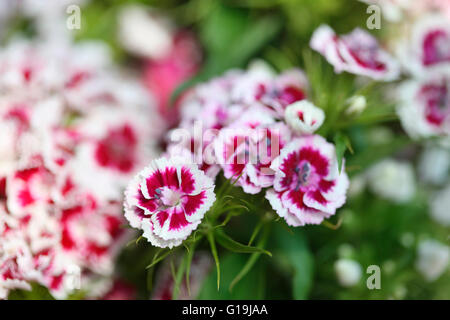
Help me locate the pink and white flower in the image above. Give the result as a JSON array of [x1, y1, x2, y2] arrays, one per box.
[[58, 197, 125, 274], [215, 108, 291, 194], [0, 37, 161, 299], [265, 135, 349, 226], [397, 76, 449, 139], [396, 15, 450, 78], [310, 25, 400, 81], [124, 157, 216, 248]]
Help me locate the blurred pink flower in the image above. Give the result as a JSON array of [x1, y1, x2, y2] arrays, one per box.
[[143, 32, 201, 126], [311, 25, 400, 81]]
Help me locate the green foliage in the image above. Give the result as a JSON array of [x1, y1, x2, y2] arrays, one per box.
[[197, 253, 266, 299], [8, 283, 55, 300], [270, 224, 314, 299]]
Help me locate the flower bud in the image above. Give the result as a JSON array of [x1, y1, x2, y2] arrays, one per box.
[[284, 100, 325, 134], [345, 95, 366, 116]]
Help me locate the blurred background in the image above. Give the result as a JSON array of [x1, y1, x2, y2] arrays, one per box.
[[1, 0, 449, 300]]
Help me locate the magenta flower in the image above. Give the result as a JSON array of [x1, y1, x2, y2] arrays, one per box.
[[265, 135, 349, 226], [310, 25, 399, 81], [124, 158, 216, 248]]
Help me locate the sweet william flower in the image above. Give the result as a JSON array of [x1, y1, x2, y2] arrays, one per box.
[[310, 25, 400, 81], [396, 14, 450, 77], [214, 107, 291, 194], [265, 135, 349, 227], [397, 76, 449, 139], [124, 157, 216, 248], [284, 100, 325, 134]]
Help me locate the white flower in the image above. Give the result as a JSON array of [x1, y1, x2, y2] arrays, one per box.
[[418, 146, 450, 185], [284, 100, 325, 134], [118, 5, 174, 59], [430, 185, 450, 227], [334, 259, 362, 287], [367, 159, 416, 203], [415, 239, 449, 282]]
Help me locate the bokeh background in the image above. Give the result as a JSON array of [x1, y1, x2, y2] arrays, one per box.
[[1, 0, 449, 300]]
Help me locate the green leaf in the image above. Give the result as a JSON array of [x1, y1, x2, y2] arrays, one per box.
[[172, 253, 188, 300], [197, 253, 266, 300], [230, 225, 271, 291], [271, 224, 314, 300], [184, 241, 198, 297], [145, 249, 172, 269], [171, 6, 281, 103], [334, 132, 347, 173], [215, 230, 272, 256], [8, 282, 55, 300], [207, 232, 221, 291]]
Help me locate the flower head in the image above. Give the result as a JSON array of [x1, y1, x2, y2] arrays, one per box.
[[397, 76, 449, 139], [396, 14, 450, 77], [265, 135, 349, 226], [214, 108, 291, 194], [310, 25, 400, 81], [124, 158, 216, 248]]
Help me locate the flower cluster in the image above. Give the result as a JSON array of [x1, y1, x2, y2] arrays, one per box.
[[124, 63, 350, 243], [0, 39, 161, 299], [395, 15, 450, 141]]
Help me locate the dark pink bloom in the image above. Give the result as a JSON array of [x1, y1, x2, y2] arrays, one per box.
[[101, 280, 137, 300], [266, 135, 349, 226]]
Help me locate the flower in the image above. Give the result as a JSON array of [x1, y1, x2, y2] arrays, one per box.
[[396, 14, 450, 77], [265, 135, 349, 226], [284, 100, 325, 134], [310, 25, 400, 81], [0, 38, 161, 299], [397, 76, 449, 139], [430, 185, 450, 227], [366, 159, 416, 203], [334, 259, 362, 287], [124, 157, 216, 248], [415, 239, 449, 282], [214, 107, 291, 194]]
